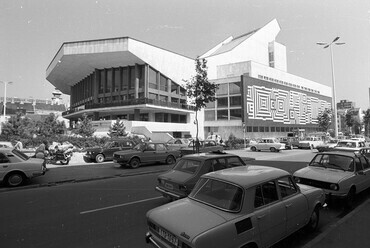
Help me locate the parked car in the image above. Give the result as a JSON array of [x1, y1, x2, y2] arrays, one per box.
[[249, 138, 286, 152], [0, 141, 13, 148], [113, 142, 181, 168], [0, 148, 47, 187], [156, 152, 246, 200], [146, 166, 325, 248], [83, 139, 136, 163], [316, 139, 339, 152], [180, 140, 224, 156], [278, 137, 299, 149], [165, 138, 190, 150], [298, 136, 325, 149], [333, 139, 366, 151], [293, 150, 370, 208]]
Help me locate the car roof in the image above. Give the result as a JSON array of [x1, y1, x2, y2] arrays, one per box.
[[317, 150, 365, 157], [180, 152, 240, 161], [204, 165, 289, 188]]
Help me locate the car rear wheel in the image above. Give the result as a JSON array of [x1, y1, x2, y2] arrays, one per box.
[[270, 147, 277, 152], [165, 155, 175, 165], [129, 158, 141, 169], [6, 172, 26, 187], [305, 207, 319, 232], [251, 146, 257, 152], [95, 154, 105, 163]]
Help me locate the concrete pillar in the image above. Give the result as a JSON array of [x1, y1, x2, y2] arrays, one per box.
[[135, 64, 139, 99]]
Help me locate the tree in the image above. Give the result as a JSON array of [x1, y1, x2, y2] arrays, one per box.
[[185, 57, 218, 151], [108, 119, 127, 138], [72, 113, 96, 137], [363, 109, 370, 137], [0, 113, 37, 141], [36, 113, 66, 138], [345, 110, 355, 134], [317, 108, 332, 134]]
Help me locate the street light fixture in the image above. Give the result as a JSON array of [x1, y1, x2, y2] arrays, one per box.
[[317, 37, 345, 138], [0, 81, 13, 134]]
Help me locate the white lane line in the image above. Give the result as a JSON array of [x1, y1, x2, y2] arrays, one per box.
[[80, 196, 163, 215]]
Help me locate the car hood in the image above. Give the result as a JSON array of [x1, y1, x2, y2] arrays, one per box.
[[294, 166, 351, 183], [148, 198, 235, 241], [159, 170, 194, 183]]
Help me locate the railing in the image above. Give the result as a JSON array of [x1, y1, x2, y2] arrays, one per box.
[[62, 98, 195, 116]]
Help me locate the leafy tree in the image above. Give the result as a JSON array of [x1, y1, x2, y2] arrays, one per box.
[[363, 109, 370, 137], [185, 57, 218, 151], [71, 113, 95, 138], [108, 119, 127, 138], [345, 110, 355, 134], [317, 108, 332, 133], [0, 113, 37, 141], [35, 113, 66, 138]]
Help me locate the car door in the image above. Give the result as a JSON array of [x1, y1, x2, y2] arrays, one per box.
[[357, 156, 370, 191], [105, 141, 121, 160], [142, 143, 157, 163], [254, 181, 286, 247], [0, 152, 11, 179], [277, 176, 308, 235], [155, 143, 168, 162]]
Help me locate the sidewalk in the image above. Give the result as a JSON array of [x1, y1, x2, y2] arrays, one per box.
[[304, 198, 370, 248]]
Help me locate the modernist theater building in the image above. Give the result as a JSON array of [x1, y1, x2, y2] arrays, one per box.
[[46, 19, 332, 140]]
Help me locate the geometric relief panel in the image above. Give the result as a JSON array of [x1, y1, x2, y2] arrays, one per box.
[[246, 85, 331, 125]]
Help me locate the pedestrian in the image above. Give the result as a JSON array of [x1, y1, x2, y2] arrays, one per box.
[[14, 140, 23, 150]]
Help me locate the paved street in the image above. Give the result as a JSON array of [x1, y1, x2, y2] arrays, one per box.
[[2, 149, 369, 248]]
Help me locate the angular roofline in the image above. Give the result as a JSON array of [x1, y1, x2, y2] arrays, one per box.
[[47, 36, 195, 71]]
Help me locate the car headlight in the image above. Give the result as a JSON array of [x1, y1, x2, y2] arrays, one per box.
[[179, 185, 187, 192], [294, 176, 301, 183], [330, 184, 339, 191]]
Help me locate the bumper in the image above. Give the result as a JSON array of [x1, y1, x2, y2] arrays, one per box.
[[113, 158, 129, 165], [155, 186, 183, 200], [145, 232, 161, 248]]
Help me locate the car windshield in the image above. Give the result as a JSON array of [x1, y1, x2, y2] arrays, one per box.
[[103, 142, 114, 148], [133, 143, 145, 151], [188, 140, 204, 147], [189, 178, 243, 212], [309, 154, 354, 171], [336, 141, 357, 148], [173, 158, 201, 174], [12, 149, 29, 161]]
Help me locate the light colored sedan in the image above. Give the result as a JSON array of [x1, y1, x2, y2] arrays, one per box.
[[249, 138, 286, 152], [0, 148, 47, 187], [146, 166, 325, 248], [294, 150, 370, 208]]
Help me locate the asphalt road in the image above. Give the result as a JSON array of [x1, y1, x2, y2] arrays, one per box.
[[1, 149, 367, 248]]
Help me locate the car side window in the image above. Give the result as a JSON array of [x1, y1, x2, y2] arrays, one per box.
[[254, 181, 279, 208], [359, 157, 370, 170], [278, 177, 297, 198], [156, 144, 166, 151], [0, 153, 10, 163], [174, 140, 182, 144], [146, 144, 156, 151], [355, 158, 363, 172], [212, 158, 227, 171]]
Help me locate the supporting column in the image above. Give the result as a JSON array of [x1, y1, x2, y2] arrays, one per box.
[[135, 64, 140, 99]]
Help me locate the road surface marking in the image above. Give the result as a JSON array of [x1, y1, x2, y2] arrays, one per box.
[[80, 196, 163, 215]]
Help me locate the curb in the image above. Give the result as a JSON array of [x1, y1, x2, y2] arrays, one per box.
[[302, 198, 370, 248]]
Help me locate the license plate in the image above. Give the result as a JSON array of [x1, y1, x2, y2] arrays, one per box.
[[159, 228, 178, 246], [165, 183, 173, 190]]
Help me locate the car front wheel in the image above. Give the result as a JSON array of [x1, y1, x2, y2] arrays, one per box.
[[165, 155, 175, 165], [129, 158, 140, 169], [6, 172, 26, 187], [251, 146, 257, 152], [270, 147, 277, 152], [305, 207, 319, 232]]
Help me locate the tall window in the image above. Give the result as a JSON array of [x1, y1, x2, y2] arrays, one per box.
[[229, 82, 241, 94], [106, 70, 112, 93], [113, 68, 120, 92], [129, 67, 135, 90], [99, 70, 105, 94], [148, 67, 157, 89], [217, 84, 228, 95], [122, 68, 129, 91], [160, 75, 167, 91]]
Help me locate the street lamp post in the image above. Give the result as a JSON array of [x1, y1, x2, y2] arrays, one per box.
[[0, 81, 13, 134], [317, 37, 345, 138]]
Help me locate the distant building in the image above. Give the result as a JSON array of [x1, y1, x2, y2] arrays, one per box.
[[46, 19, 333, 140], [337, 99, 355, 110]]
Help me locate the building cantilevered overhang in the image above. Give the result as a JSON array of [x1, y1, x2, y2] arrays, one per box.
[[46, 37, 195, 95]]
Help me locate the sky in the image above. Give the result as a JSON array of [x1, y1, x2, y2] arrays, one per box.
[[1, 0, 370, 110]]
